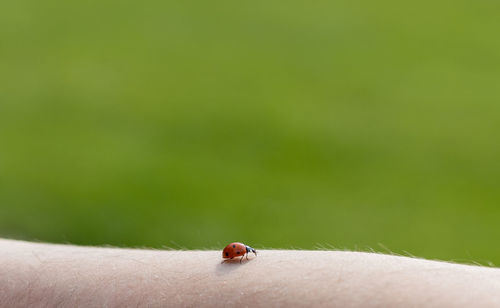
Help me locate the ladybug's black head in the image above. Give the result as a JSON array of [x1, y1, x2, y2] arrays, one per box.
[[246, 245, 257, 256]]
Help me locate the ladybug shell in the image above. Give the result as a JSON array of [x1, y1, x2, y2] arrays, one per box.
[[222, 242, 247, 259]]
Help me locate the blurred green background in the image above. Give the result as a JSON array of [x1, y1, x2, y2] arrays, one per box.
[[1, 0, 500, 264]]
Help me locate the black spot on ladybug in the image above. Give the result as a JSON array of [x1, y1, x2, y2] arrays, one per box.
[[225, 252, 229, 256], [236, 251, 240, 254], [233, 245, 236, 248]]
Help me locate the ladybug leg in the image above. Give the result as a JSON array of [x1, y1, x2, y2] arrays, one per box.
[[240, 254, 245, 263], [246, 253, 249, 261]]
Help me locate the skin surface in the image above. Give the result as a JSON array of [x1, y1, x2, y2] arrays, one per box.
[[1, 239, 500, 307]]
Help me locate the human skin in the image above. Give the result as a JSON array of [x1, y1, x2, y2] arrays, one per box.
[[1, 239, 500, 307]]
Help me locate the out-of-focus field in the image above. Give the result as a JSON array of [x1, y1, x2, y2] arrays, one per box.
[[1, 0, 500, 264]]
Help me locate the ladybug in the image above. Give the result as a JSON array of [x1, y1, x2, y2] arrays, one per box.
[[222, 242, 257, 263]]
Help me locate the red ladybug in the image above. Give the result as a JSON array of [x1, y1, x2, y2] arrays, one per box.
[[222, 242, 257, 263]]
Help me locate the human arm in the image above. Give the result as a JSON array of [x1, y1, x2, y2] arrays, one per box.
[[1, 239, 500, 307]]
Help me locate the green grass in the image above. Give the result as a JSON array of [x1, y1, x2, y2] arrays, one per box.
[[1, 0, 500, 264]]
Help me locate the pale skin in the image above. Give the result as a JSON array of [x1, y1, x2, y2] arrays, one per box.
[[1, 239, 500, 307]]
